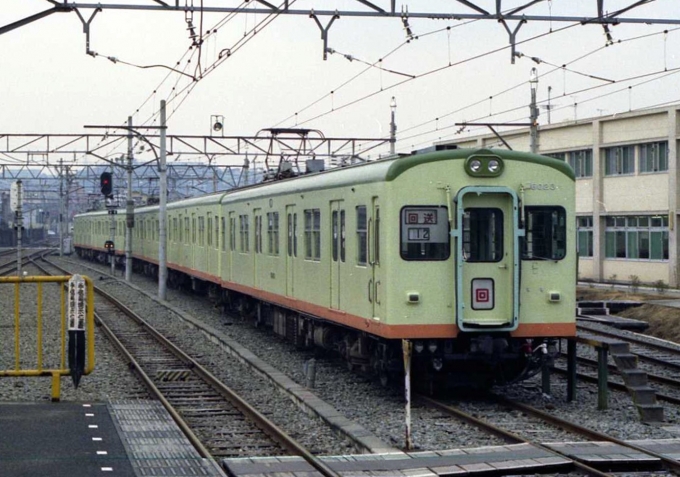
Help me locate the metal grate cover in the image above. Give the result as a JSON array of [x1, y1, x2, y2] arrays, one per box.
[[109, 400, 224, 476]]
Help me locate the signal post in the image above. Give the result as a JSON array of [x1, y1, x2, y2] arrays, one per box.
[[100, 172, 116, 275]]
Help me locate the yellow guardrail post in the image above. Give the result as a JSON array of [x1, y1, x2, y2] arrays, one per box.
[[0, 275, 96, 401]]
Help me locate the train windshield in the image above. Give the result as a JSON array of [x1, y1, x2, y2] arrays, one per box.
[[400, 206, 450, 260], [462, 208, 503, 262], [522, 206, 567, 260]]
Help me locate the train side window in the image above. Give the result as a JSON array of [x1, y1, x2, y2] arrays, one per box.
[[340, 210, 346, 262], [401, 206, 450, 260], [229, 216, 236, 251], [268, 212, 279, 255], [239, 214, 249, 252], [287, 213, 293, 257], [293, 213, 298, 257], [463, 208, 503, 262], [357, 206, 367, 265], [332, 210, 338, 262], [221, 217, 226, 251], [254, 214, 263, 253], [522, 206, 567, 260], [375, 207, 380, 265], [207, 215, 212, 246], [304, 209, 321, 261], [200, 216, 206, 246]]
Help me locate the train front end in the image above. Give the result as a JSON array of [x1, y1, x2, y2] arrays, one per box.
[[386, 147, 576, 387]]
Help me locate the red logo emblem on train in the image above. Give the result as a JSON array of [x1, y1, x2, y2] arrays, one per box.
[[476, 289, 489, 302]]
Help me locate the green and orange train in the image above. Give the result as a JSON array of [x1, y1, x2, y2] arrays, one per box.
[[74, 147, 576, 387]]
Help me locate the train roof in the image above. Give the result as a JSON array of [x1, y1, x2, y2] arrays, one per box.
[[218, 147, 574, 203], [167, 192, 225, 210], [74, 148, 573, 218]]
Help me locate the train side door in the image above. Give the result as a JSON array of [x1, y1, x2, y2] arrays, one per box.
[[453, 186, 522, 331], [370, 196, 382, 320], [285, 205, 297, 297], [329, 200, 345, 309]]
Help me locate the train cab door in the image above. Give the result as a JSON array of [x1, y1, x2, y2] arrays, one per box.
[[370, 196, 382, 320], [453, 186, 522, 332], [329, 200, 346, 309], [285, 205, 297, 297]]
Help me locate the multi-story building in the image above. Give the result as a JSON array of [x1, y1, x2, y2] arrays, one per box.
[[441, 105, 680, 287]]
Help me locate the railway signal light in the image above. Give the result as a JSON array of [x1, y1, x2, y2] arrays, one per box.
[[100, 172, 113, 196]]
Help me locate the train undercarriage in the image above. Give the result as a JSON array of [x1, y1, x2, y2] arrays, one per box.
[[76, 247, 559, 391]]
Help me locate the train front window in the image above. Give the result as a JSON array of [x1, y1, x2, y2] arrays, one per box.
[[400, 206, 450, 260], [522, 206, 567, 260], [462, 208, 503, 262]]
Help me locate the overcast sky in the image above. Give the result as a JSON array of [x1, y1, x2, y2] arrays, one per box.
[[3, 1, 680, 165]]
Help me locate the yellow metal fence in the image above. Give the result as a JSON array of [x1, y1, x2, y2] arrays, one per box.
[[0, 275, 95, 401]]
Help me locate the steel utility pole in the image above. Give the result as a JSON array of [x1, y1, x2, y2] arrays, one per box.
[[126, 116, 134, 282], [529, 67, 539, 154], [158, 100, 168, 300], [14, 180, 23, 276], [390, 97, 397, 156], [59, 159, 64, 257]]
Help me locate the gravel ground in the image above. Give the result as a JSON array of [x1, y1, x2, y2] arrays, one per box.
[[7, 253, 680, 457]]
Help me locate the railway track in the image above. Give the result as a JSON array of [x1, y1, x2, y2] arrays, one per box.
[[0, 248, 51, 275], [578, 322, 680, 372], [36, 257, 342, 477], [553, 354, 680, 406], [419, 392, 680, 476]]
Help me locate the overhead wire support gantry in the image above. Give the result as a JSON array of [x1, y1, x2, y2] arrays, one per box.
[[3, 1, 680, 62]]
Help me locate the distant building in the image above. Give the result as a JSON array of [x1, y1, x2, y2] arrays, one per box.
[[440, 104, 679, 287]]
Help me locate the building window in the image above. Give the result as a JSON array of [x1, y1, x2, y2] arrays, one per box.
[[605, 215, 668, 260], [545, 152, 565, 161], [567, 150, 593, 178], [239, 214, 249, 252], [356, 206, 367, 265], [304, 209, 321, 261], [267, 212, 279, 255], [604, 145, 635, 175], [639, 141, 668, 173], [522, 207, 567, 260], [577, 216, 593, 258]]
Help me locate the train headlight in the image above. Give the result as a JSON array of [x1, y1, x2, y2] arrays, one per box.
[[465, 154, 504, 177]]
